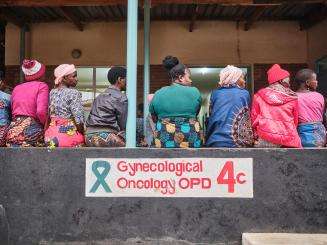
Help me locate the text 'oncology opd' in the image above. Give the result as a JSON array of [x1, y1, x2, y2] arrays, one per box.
[[85, 158, 253, 198]]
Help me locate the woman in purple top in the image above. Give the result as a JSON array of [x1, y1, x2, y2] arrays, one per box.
[[6, 59, 49, 147], [296, 69, 326, 147]]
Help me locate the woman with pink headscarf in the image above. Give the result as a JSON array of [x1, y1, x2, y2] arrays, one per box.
[[206, 65, 254, 147], [44, 64, 85, 147]]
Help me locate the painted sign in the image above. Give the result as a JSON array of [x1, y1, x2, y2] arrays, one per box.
[[85, 158, 253, 198]]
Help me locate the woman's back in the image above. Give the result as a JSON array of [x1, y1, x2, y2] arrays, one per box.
[[150, 83, 201, 119], [49, 86, 84, 124], [11, 81, 48, 124], [297, 91, 324, 123], [206, 87, 252, 147]]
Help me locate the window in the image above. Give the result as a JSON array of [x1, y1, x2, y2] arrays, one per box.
[[316, 56, 327, 97], [76, 66, 111, 114]]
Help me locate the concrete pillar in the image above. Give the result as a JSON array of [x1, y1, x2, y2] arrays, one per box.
[[143, 0, 150, 133], [19, 25, 28, 81], [126, 0, 138, 147]]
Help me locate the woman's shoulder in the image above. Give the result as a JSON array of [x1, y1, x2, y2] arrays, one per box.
[[297, 91, 324, 99], [68, 87, 81, 93], [0, 90, 10, 99], [153, 86, 172, 97], [213, 87, 249, 95], [236, 87, 250, 96], [51, 87, 81, 96], [157, 85, 171, 92], [190, 86, 201, 93], [27, 80, 48, 88], [66, 88, 82, 100], [311, 91, 324, 99], [178, 85, 200, 96]]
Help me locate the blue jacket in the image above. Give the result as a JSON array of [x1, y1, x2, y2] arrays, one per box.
[[0, 91, 11, 126], [206, 87, 253, 147]]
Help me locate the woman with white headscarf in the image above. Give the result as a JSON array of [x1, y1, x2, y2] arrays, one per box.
[[44, 64, 85, 147], [206, 65, 254, 147]]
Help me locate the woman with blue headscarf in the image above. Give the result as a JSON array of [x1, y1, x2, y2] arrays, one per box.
[[206, 65, 253, 147]]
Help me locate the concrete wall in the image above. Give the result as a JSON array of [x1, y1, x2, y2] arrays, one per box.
[[308, 19, 327, 68], [0, 148, 326, 245], [5, 21, 308, 66]]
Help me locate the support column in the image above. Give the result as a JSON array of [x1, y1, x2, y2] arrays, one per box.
[[0, 21, 6, 74], [126, 0, 138, 148], [143, 0, 150, 133], [19, 25, 27, 81]]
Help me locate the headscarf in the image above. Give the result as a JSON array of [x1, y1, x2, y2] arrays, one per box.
[[219, 65, 243, 87], [267, 64, 290, 85], [21, 59, 46, 82], [54, 64, 76, 85]]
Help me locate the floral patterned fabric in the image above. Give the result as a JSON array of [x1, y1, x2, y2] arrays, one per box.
[[0, 125, 9, 146], [254, 137, 281, 148], [153, 117, 203, 148], [49, 86, 84, 124], [6, 116, 44, 147], [45, 86, 85, 148], [298, 122, 326, 147], [85, 131, 125, 147], [45, 117, 84, 148]]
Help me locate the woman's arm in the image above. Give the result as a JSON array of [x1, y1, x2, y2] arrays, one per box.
[[293, 100, 299, 127], [115, 96, 128, 132], [323, 97, 327, 128], [36, 84, 49, 126], [251, 94, 260, 140], [149, 97, 158, 123], [70, 91, 85, 134]]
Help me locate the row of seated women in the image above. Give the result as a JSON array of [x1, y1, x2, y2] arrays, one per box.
[[148, 56, 326, 148], [0, 56, 325, 148]]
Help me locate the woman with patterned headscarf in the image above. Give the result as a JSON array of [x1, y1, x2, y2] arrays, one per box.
[[206, 65, 254, 147], [44, 64, 85, 147]]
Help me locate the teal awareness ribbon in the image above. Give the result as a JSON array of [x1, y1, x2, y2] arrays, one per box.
[[90, 160, 112, 193]]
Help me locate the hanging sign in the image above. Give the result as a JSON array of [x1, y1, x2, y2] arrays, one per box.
[[85, 158, 253, 198]]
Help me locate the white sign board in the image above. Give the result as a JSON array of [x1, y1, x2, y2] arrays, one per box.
[[85, 158, 253, 198]]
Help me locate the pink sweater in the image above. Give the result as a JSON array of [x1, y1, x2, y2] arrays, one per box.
[[297, 91, 325, 123], [11, 81, 49, 125]]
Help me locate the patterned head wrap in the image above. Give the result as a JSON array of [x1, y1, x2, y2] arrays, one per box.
[[219, 65, 243, 87], [22, 59, 46, 81]]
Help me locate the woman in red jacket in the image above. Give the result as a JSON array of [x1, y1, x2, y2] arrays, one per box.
[[251, 64, 301, 148]]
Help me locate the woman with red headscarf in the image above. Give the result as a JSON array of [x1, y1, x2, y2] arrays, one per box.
[[251, 64, 301, 148], [6, 59, 49, 147], [44, 64, 85, 147]]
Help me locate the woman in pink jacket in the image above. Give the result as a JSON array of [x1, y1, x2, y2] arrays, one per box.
[[6, 59, 49, 147], [251, 64, 301, 148]]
